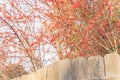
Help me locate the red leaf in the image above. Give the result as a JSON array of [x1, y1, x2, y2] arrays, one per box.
[[83, 43, 88, 49], [47, 0, 55, 2], [65, 53, 71, 58], [79, 52, 84, 57], [6, 15, 11, 20], [11, 2, 14, 7], [84, 24, 94, 32], [50, 38, 55, 42], [30, 41, 39, 47], [81, 38, 88, 43], [68, 41, 74, 45], [104, 0, 109, 6], [72, 2, 80, 9], [100, 31, 105, 36]]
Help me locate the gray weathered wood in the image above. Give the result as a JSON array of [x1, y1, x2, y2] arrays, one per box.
[[88, 56, 104, 80], [58, 59, 72, 80], [72, 57, 88, 80]]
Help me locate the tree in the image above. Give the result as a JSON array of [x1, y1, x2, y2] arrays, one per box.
[[0, 0, 47, 73], [0, 64, 28, 79], [41, 0, 120, 58]]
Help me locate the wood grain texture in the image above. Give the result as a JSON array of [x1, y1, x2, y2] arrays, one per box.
[[88, 56, 104, 79], [58, 59, 72, 80], [105, 53, 120, 77], [72, 57, 88, 80], [46, 62, 58, 80]]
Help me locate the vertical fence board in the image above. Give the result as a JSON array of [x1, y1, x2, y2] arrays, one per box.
[[104, 53, 120, 77], [72, 57, 88, 80], [26, 72, 36, 80], [20, 74, 27, 80], [58, 59, 72, 80], [88, 56, 104, 79], [46, 62, 58, 80], [36, 68, 43, 80], [11, 77, 21, 80], [35, 67, 47, 80], [41, 67, 47, 80]]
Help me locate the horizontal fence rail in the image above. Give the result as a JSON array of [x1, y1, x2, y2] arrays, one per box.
[[11, 52, 120, 80]]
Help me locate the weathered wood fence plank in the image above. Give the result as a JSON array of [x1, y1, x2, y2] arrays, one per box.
[[88, 56, 104, 79], [46, 62, 58, 80], [36, 69, 43, 80], [104, 53, 120, 78], [58, 59, 72, 80], [20, 75, 27, 80], [72, 57, 88, 80], [27, 72, 36, 80], [36, 67, 47, 80]]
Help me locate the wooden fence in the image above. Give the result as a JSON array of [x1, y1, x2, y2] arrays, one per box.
[[11, 53, 120, 80]]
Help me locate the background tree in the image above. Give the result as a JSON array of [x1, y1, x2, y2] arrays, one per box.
[[0, 64, 28, 79], [0, 0, 57, 78], [42, 0, 120, 59], [0, 0, 56, 69]]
